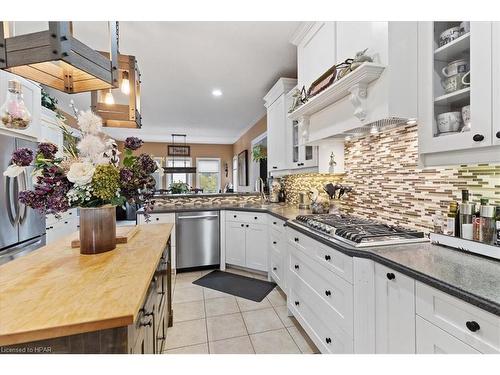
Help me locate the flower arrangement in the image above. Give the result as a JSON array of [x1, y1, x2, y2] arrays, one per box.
[[3, 110, 158, 218]]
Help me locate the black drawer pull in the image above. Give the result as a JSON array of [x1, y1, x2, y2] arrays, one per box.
[[64, 221, 68, 224], [325, 290, 331, 296], [496, 131, 500, 139], [324, 255, 331, 261], [294, 264, 300, 270], [466, 321, 480, 332], [386, 272, 395, 280], [294, 237, 299, 242], [325, 337, 332, 344], [294, 301, 300, 306], [273, 267, 277, 271], [273, 166, 277, 169], [473, 134, 484, 142], [273, 241, 277, 245], [155, 217, 159, 221]]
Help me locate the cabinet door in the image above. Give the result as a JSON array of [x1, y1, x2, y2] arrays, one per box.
[[40, 123, 63, 150], [493, 22, 500, 146], [418, 22, 492, 155], [225, 222, 246, 267], [299, 144, 318, 168], [416, 316, 479, 354], [266, 94, 287, 172], [0, 70, 41, 139], [375, 264, 416, 353], [297, 22, 336, 91], [245, 223, 268, 271]]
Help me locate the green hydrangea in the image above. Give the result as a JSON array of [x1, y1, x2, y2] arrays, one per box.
[[92, 164, 121, 202]]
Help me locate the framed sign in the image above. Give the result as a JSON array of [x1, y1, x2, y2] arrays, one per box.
[[307, 64, 338, 98], [168, 145, 190, 157], [237, 150, 248, 186]]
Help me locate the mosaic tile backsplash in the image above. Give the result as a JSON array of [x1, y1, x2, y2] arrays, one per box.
[[153, 193, 261, 208], [283, 124, 500, 231]]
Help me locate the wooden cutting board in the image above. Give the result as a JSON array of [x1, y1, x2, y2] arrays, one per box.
[[70, 225, 140, 248]]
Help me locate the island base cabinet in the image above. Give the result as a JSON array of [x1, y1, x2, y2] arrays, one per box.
[[374, 263, 416, 354], [416, 316, 480, 354]]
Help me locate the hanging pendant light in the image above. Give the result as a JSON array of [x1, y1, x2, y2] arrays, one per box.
[[90, 22, 142, 128], [104, 90, 115, 105], [0, 21, 119, 94], [163, 134, 197, 174]]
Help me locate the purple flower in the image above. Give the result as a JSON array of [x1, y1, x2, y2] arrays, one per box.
[[137, 154, 157, 174], [120, 168, 134, 183], [11, 148, 34, 166], [124, 137, 143, 151], [38, 142, 58, 159]]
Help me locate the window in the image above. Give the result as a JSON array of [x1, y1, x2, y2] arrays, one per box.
[[196, 158, 221, 193], [166, 158, 192, 188]]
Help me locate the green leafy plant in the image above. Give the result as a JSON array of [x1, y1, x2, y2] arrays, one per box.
[[252, 145, 267, 162], [41, 89, 65, 120], [169, 181, 190, 194]]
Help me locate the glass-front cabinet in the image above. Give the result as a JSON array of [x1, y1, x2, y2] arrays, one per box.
[[418, 21, 496, 156]]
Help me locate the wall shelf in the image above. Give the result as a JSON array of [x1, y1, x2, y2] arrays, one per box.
[[434, 33, 470, 62], [288, 62, 386, 121]]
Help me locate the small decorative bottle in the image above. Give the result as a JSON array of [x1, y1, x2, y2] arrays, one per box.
[[0, 80, 32, 130]]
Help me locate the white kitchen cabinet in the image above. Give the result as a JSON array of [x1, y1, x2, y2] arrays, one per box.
[[0, 70, 41, 139], [416, 316, 479, 354], [264, 78, 296, 172], [225, 213, 268, 272], [374, 263, 416, 353], [493, 22, 500, 147], [418, 21, 500, 164], [40, 107, 63, 151], [225, 221, 246, 267], [46, 209, 78, 245], [292, 22, 336, 91]]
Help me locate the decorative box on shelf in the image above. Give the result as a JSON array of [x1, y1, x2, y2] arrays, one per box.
[[430, 232, 500, 260]]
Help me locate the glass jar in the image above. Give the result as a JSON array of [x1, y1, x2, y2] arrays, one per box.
[[0, 80, 32, 130], [480, 205, 496, 244]]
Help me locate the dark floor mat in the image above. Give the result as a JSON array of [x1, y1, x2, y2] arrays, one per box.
[[192, 270, 276, 302]]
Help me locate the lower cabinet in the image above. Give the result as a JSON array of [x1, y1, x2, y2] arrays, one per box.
[[225, 220, 268, 271], [416, 316, 479, 354], [374, 263, 416, 354], [46, 209, 78, 244]]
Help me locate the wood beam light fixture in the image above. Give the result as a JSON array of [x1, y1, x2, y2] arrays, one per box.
[[91, 22, 142, 129], [0, 21, 119, 94]]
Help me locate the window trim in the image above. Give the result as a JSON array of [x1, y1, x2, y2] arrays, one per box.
[[166, 157, 193, 187], [196, 157, 221, 193]]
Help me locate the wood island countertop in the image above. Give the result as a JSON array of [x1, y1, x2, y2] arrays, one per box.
[[0, 224, 173, 346]]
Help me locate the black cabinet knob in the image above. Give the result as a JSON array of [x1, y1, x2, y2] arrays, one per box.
[[273, 241, 277, 245], [254, 217, 258, 220], [246, 224, 249, 228], [466, 321, 480, 332], [473, 134, 485, 142], [241, 224, 244, 227], [294, 301, 300, 306], [155, 218, 159, 221], [324, 255, 331, 261], [273, 267, 277, 271], [273, 166, 277, 169], [386, 273, 396, 280], [496, 131, 500, 139], [64, 221, 68, 224], [294, 237, 299, 242], [294, 264, 300, 269], [273, 222, 277, 225], [325, 290, 332, 296], [233, 215, 237, 218], [325, 337, 332, 344]]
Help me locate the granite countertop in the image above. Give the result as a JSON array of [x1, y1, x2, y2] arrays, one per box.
[[153, 192, 260, 198], [137, 203, 500, 316], [0, 224, 173, 346]]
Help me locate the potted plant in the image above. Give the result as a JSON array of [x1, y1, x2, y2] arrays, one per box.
[[3, 110, 157, 255], [168, 181, 190, 194], [252, 144, 267, 162]]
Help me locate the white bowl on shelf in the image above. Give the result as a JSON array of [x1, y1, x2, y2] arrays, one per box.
[[437, 111, 463, 133]]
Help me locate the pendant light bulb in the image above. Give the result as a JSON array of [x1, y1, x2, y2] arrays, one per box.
[[120, 71, 130, 95], [104, 90, 115, 105]]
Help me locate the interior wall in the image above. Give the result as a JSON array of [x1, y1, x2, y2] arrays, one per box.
[[232, 115, 267, 191], [117, 141, 234, 189]]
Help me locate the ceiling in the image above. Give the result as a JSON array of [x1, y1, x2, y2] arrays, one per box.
[[44, 21, 300, 144]]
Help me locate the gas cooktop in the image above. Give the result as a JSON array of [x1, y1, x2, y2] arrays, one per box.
[[293, 214, 427, 248]]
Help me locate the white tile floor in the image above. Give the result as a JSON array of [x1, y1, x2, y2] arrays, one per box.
[[164, 268, 319, 354]]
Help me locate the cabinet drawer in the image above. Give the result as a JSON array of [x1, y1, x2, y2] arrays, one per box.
[[226, 211, 267, 224], [288, 288, 353, 354], [288, 248, 353, 336], [269, 217, 286, 235], [269, 252, 283, 288], [287, 228, 353, 283], [416, 282, 500, 353], [149, 213, 175, 224], [269, 230, 284, 256], [416, 316, 480, 354]]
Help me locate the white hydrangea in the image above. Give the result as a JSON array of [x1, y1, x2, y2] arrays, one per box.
[[77, 134, 107, 162], [77, 110, 103, 135], [67, 162, 95, 186]]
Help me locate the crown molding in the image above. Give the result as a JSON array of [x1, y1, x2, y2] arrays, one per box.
[[289, 22, 316, 46]]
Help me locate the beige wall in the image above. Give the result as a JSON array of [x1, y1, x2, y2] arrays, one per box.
[[232, 115, 267, 157], [117, 142, 234, 189]]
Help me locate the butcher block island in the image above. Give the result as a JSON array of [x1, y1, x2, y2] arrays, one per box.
[[0, 224, 173, 354]]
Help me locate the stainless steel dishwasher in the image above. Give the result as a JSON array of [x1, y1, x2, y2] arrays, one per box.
[[176, 211, 220, 270]]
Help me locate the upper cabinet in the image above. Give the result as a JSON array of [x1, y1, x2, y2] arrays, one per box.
[[418, 21, 500, 165], [0, 70, 41, 139]]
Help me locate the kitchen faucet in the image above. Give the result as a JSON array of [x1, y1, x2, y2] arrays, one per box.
[[257, 177, 268, 204]]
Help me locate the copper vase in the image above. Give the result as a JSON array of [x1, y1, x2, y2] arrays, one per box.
[[79, 205, 117, 255]]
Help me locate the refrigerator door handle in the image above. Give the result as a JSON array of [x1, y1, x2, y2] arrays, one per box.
[[18, 171, 28, 224], [5, 175, 16, 226]]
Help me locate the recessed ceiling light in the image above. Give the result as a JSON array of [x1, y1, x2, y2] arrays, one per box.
[[212, 89, 222, 97]]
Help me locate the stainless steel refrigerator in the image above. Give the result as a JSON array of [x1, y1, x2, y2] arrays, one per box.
[[0, 133, 46, 265]]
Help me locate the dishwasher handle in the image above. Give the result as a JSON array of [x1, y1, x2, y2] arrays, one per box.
[[177, 214, 219, 220]]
